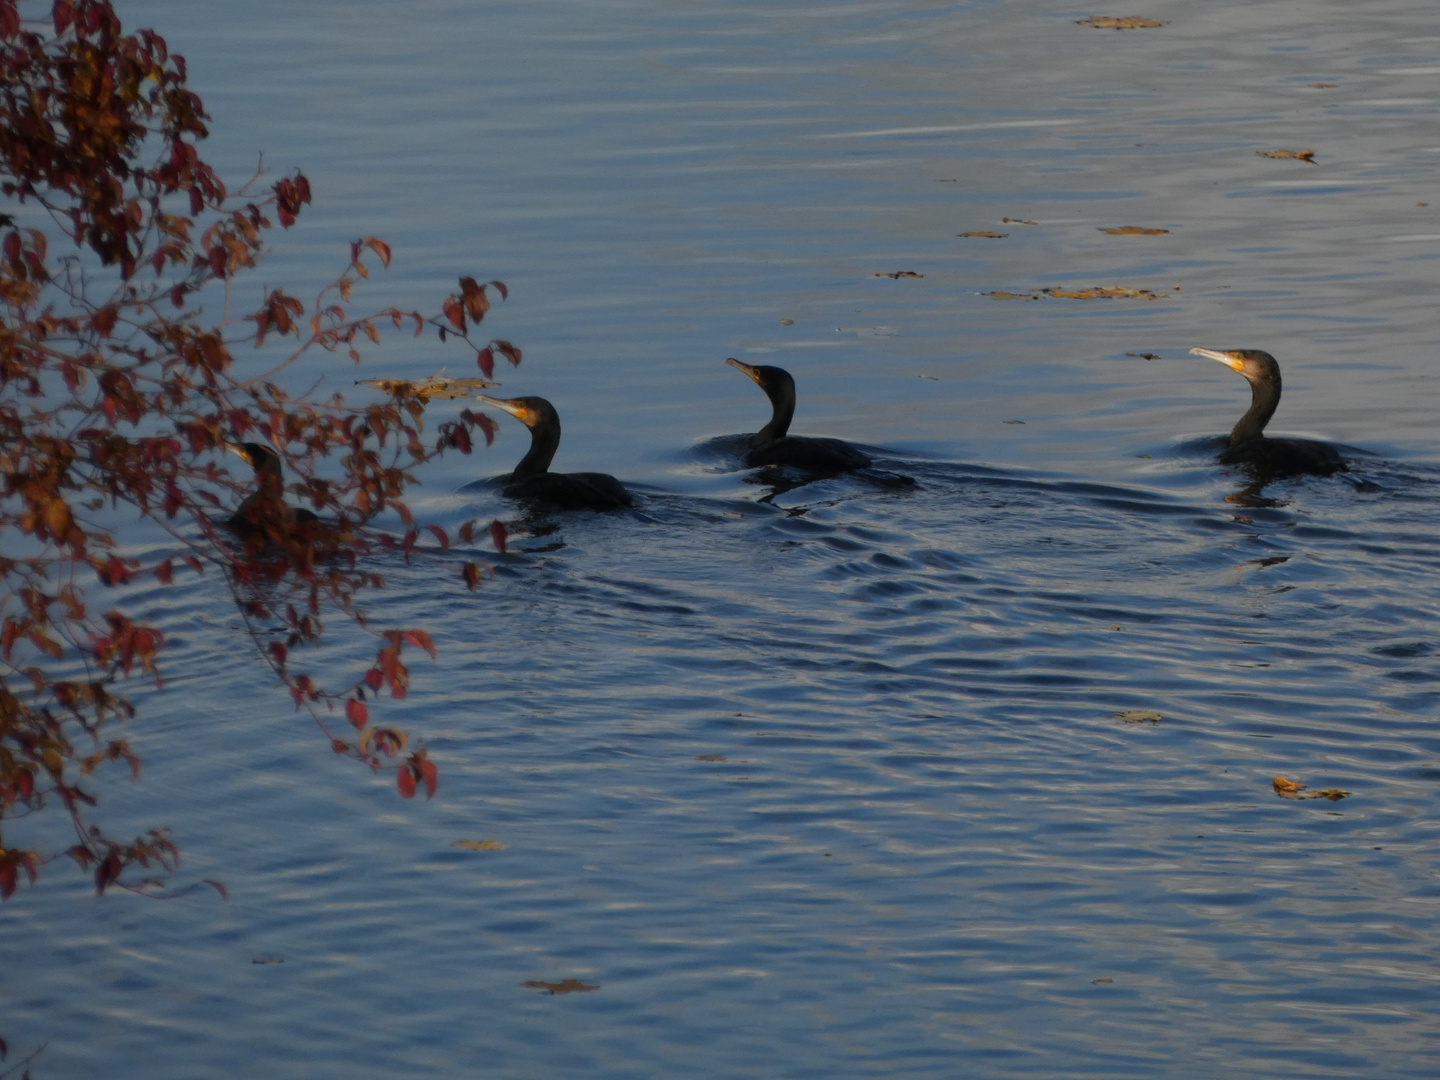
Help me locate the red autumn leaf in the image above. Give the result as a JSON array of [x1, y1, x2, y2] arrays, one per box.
[[91, 305, 118, 336], [95, 851, 123, 895], [364, 237, 392, 267], [419, 757, 438, 798], [494, 339, 522, 367], [403, 628, 436, 658], [476, 347, 494, 379], [489, 519, 508, 554], [488, 279, 508, 301], [3, 232, 19, 262], [364, 668, 384, 691], [425, 524, 449, 551], [0, 859, 15, 900], [462, 561, 481, 590], [154, 558, 173, 584], [397, 765, 417, 799], [443, 296, 466, 331], [346, 699, 368, 728], [53, 0, 73, 34]]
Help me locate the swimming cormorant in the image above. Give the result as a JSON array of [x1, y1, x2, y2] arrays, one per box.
[[226, 442, 319, 537], [474, 394, 633, 511], [1191, 347, 1346, 476], [726, 358, 873, 473]]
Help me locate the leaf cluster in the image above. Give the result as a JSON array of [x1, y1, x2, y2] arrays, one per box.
[[0, 1, 515, 900]]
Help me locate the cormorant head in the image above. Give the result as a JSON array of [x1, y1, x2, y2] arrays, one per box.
[[726, 358, 795, 402], [226, 441, 284, 480], [1190, 347, 1281, 388], [475, 394, 561, 433]]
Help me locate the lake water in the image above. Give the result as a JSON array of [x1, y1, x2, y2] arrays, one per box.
[[5, 1, 1440, 1076]]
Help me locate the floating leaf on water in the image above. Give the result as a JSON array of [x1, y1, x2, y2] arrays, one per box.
[[958, 231, 1008, 238], [1309, 83, 1337, 89], [696, 754, 728, 762], [525, 979, 599, 995], [359, 373, 499, 401], [1002, 419, 1026, 425], [1257, 149, 1317, 164], [1092, 977, 1114, 984], [875, 271, 923, 279], [779, 318, 794, 325], [452, 839, 507, 851], [1247, 556, 1290, 568], [252, 956, 285, 965], [1077, 16, 1167, 29], [1114, 709, 1162, 724], [1126, 351, 1161, 360], [1042, 285, 1159, 300], [1001, 218, 1038, 225], [985, 290, 1040, 300], [1099, 226, 1170, 235], [918, 374, 939, 381], [1274, 776, 1351, 801]]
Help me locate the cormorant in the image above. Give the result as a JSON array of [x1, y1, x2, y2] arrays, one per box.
[[726, 358, 873, 473], [226, 442, 319, 537], [474, 394, 633, 511], [1191, 347, 1346, 476]]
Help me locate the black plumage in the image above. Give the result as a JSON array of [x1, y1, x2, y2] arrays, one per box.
[[226, 442, 319, 537], [726, 358, 872, 474], [475, 395, 632, 511], [1191, 347, 1346, 476]]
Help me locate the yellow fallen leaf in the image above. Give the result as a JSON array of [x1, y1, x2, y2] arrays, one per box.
[[1099, 226, 1170, 235], [1077, 16, 1167, 29], [452, 839, 507, 851], [958, 231, 1008, 238], [1114, 709, 1162, 724], [696, 754, 728, 762], [1042, 285, 1159, 300], [524, 979, 598, 995], [985, 290, 1039, 300], [1273, 776, 1307, 795], [1001, 218, 1038, 225], [875, 270, 923, 279], [1257, 149, 1317, 163], [1309, 789, 1350, 801], [1092, 977, 1114, 984], [359, 373, 499, 401]]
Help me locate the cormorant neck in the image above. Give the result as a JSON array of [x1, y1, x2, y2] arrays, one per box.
[[1231, 371, 1280, 446], [755, 376, 795, 444], [513, 419, 560, 479]]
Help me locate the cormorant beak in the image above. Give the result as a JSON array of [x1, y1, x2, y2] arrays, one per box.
[[224, 442, 254, 466], [1190, 347, 1245, 372], [476, 394, 535, 427], [726, 357, 762, 385]]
